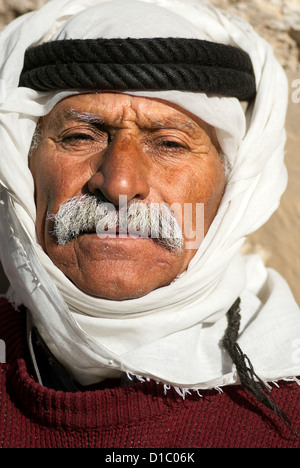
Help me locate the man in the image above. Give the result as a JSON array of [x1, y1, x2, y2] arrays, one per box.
[[0, 0, 299, 448]]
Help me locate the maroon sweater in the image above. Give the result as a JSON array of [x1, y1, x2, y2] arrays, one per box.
[[0, 298, 299, 448]]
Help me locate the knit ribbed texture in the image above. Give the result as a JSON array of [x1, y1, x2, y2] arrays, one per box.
[[19, 38, 256, 100], [0, 298, 299, 448]]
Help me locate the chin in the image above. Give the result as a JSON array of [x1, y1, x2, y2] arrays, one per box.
[[77, 285, 156, 301], [70, 275, 164, 301]]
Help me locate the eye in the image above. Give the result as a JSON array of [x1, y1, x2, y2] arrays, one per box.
[[58, 130, 109, 152], [156, 138, 189, 152], [62, 133, 93, 143], [159, 140, 186, 149]]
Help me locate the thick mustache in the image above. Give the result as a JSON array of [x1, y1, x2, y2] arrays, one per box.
[[48, 194, 184, 251]]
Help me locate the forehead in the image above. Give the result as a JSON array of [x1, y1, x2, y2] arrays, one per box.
[[44, 92, 212, 135]]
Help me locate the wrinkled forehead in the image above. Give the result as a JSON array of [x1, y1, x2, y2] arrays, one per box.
[[40, 91, 218, 142]]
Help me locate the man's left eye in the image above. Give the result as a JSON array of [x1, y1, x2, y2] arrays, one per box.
[[159, 140, 186, 149]]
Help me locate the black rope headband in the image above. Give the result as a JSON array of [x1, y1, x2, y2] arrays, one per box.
[[19, 37, 256, 101]]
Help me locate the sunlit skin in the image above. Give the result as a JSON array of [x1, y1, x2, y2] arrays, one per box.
[[29, 93, 226, 300]]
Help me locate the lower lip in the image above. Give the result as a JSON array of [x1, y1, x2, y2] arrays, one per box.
[[76, 232, 161, 253]]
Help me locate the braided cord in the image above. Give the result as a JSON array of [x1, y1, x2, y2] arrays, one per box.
[[19, 38, 256, 100], [223, 298, 299, 438]]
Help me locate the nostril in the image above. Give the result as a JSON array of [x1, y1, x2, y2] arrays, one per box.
[[88, 167, 150, 206]]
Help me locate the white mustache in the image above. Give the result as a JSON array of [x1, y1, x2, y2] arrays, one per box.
[[48, 194, 184, 251]]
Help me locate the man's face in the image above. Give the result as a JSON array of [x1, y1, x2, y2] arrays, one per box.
[[30, 93, 226, 300]]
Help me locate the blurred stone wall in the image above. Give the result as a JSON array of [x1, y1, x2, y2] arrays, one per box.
[[0, 0, 299, 303], [0, 0, 48, 28]]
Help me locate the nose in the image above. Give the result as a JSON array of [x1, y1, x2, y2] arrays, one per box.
[[87, 132, 150, 206]]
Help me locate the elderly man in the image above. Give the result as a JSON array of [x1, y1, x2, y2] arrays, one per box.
[[0, 0, 299, 449]]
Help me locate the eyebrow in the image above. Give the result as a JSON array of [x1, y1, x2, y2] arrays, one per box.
[[66, 109, 105, 125], [47, 109, 106, 136]]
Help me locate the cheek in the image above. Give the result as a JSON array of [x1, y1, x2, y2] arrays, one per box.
[[202, 163, 226, 217], [160, 158, 225, 208], [30, 149, 91, 248], [159, 157, 225, 242], [32, 149, 89, 208], [30, 152, 53, 245]]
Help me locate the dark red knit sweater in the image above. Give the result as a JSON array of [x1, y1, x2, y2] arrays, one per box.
[[0, 298, 299, 448]]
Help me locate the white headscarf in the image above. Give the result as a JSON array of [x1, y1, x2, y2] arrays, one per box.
[[0, 0, 299, 391]]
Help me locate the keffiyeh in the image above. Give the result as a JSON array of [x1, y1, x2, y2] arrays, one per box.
[[0, 0, 299, 390]]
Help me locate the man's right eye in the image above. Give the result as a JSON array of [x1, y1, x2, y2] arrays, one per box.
[[62, 133, 93, 143], [57, 130, 110, 153]]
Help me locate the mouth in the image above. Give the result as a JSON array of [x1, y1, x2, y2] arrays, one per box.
[[81, 228, 183, 255], [77, 224, 151, 238]]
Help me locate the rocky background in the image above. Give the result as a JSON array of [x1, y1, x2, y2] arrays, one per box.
[[0, 0, 299, 304]]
